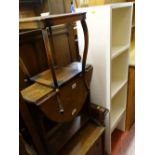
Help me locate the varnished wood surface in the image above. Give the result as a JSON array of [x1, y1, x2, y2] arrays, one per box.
[[21, 83, 53, 104], [112, 125, 135, 155], [19, 10, 89, 91], [79, 18, 90, 89], [90, 104, 108, 126], [20, 95, 48, 155], [19, 12, 86, 29], [19, 24, 68, 36], [30, 62, 82, 87], [126, 66, 135, 130], [19, 3, 36, 18], [19, 26, 79, 79], [41, 28, 59, 88], [19, 1, 89, 155], [19, 0, 72, 18], [19, 134, 30, 155], [48, 115, 89, 155], [47, 0, 71, 14], [58, 121, 105, 155], [38, 75, 88, 122], [21, 65, 93, 122]]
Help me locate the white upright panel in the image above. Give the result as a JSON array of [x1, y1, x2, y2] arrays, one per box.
[[77, 6, 111, 110], [76, 3, 133, 154]]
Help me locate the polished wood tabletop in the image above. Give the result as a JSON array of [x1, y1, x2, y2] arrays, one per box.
[[19, 12, 86, 30]]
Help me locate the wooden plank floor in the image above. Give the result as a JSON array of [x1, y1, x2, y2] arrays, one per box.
[[111, 124, 135, 155]]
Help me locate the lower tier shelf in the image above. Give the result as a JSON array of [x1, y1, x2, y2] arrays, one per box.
[[111, 80, 127, 98], [112, 44, 129, 59], [111, 84, 127, 133], [111, 50, 128, 98], [31, 62, 82, 87], [111, 107, 125, 133]]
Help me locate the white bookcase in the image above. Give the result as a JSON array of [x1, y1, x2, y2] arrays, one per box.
[[77, 2, 133, 154]]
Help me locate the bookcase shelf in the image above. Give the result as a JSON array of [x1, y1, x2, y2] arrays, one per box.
[[111, 80, 127, 99], [111, 106, 125, 133], [111, 84, 127, 132], [112, 6, 132, 48], [77, 2, 133, 154], [111, 50, 129, 98], [112, 44, 129, 59]]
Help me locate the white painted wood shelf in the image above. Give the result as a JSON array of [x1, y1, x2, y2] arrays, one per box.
[[112, 45, 129, 59], [111, 80, 127, 98], [111, 106, 125, 133], [111, 84, 127, 132], [77, 2, 133, 154]]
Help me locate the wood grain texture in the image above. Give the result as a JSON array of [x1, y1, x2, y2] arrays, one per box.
[[20, 8, 90, 123], [37, 75, 88, 122], [111, 0, 126, 2], [87, 0, 108, 6], [30, 62, 82, 87], [48, 0, 71, 14], [19, 12, 86, 30], [19, 4, 36, 18], [19, 25, 78, 69], [21, 65, 93, 123], [48, 115, 89, 155], [19, 39, 48, 77], [21, 83, 53, 104], [59, 121, 105, 155], [112, 125, 135, 155], [20, 11, 88, 91], [126, 66, 135, 130], [19, 0, 72, 18], [90, 104, 108, 126], [41, 28, 59, 88], [19, 1, 90, 155], [19, 134, 30, 155], [19, 95, 48, 155]]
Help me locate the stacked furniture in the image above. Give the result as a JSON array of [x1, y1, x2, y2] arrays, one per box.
[[77, 2, 133, 154], [19, 12, 107, 155]]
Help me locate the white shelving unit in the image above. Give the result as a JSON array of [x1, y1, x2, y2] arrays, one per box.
[[111, 84, 127, 133], [77, 2, 133, 154], [112, 44, 129, 59]]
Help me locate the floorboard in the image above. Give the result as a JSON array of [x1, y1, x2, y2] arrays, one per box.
[[111, 124, 135, 155]]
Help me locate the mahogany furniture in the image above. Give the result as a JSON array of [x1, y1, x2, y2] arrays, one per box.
[[19, 12, 107, 155], [19, 0, 80, 70], [20, 12, 90, 121], [19, 94, 48, 155], [19, 0, 72, 18], [19, 133, 30, 155]]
